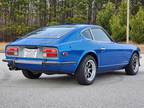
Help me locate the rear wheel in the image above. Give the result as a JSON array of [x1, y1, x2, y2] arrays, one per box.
[[75, 55, 97, 85], [22, 70, 42, 79], [125, 53, 139, 75]]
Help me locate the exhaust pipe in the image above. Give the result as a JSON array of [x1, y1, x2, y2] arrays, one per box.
[[8, 64, 16, 70]]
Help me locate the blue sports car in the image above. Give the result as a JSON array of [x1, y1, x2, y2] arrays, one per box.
[[3, 24, 141, 85]]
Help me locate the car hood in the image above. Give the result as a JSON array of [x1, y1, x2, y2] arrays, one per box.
[[9, 38, 60, 46]]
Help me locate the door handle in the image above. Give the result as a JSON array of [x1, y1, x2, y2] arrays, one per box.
[[100, 48, 106, 51]]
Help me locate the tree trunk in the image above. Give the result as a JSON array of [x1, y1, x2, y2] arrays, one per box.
[[87, 0, 93, 24]]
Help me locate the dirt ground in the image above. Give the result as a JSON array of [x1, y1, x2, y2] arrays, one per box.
[[0, 42, 7, 52], [136, 45, 144, 53]]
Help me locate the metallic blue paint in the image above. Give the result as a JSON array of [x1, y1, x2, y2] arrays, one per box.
[[3, 24, 140, 74]]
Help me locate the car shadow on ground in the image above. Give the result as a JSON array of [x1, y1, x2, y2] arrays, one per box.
[[40, 71, 126, 84], [4, 71, 127, 88]]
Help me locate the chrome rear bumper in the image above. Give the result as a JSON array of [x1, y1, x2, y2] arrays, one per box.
[[2, 59, 76, 65]]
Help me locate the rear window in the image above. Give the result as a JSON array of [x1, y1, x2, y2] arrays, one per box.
[[25, 27, 75, 38]]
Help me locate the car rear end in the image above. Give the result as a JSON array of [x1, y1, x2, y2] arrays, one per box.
[[3, 44, 77, 74], [4, 45, 55, 69], [2, 26, 78, 74]]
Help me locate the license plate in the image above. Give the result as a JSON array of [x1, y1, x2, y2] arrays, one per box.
[[24, 48, 38, 58]]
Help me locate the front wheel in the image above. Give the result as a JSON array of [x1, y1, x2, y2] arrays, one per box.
[[22, 70, 42, 79], [75, 55, 97, 85], [125, 53, 139, 75]]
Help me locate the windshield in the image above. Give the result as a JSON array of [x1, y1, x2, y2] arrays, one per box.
[[25, 27, 75, 38]]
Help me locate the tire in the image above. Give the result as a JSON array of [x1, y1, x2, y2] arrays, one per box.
[[22, 70, 42, 79], [75, 55, 97, 85], [125, 53, 139, 75]]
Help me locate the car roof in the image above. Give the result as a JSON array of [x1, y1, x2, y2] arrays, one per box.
[[48, 24, 101, 29]]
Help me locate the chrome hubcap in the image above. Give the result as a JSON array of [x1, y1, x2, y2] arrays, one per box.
[[84, 60, 96, 82], [132, 55, 139, 72]]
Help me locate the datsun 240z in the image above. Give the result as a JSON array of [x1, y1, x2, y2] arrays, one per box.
[[2, 24, 141, 85]]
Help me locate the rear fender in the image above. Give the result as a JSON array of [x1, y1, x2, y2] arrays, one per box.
[[76, 50, 98, 70]]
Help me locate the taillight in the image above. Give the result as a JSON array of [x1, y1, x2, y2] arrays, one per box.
[[6, 47, 19, 56], [43, 48, 58, 58]]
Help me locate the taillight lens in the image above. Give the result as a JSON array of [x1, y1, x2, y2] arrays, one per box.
[[6, 47, 19, 56], [43, 48, 58, 58]]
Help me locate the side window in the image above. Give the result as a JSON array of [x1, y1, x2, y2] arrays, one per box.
[[81, 29, 93, 40], [91, 28, 111, 42]]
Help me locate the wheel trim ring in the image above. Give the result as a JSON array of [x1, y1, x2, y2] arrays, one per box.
[[84, 60, 96, 82], [132, 55, 139, 73]]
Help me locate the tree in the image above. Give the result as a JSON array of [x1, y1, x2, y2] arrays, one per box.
[[0, 0, 144, 43], [109, 0, 127, 41], [110, 15, 125, 41], [130, 7, 144, 43], [96, 2, 114, 33]]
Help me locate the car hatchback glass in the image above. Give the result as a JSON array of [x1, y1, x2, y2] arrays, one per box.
[[25, 27, 75, 39]]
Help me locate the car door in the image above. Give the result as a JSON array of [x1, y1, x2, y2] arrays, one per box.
[[90, 27, 128, 71]]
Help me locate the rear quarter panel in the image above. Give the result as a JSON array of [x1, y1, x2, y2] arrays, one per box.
[[59, 39, 101, 70]]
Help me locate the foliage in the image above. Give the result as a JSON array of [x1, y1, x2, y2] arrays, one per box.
[[96, 2, 114, 33], [0, 0, 144, 43], [110, 0, 127, 41], [130, 7, 144, 43], [110, 15, 126, 41], [48, 21, 60, 26]]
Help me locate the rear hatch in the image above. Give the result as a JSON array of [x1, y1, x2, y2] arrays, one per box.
[[7, 38, 59, 59], [7, 26, 75, 59]]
